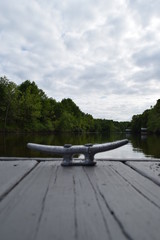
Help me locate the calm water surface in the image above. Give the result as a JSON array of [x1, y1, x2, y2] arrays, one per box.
[[0, 132, 160, 159]]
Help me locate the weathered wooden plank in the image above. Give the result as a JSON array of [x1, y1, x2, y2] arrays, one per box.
[[0, 160, 37, 200], [109, 161, 160, 208], [96, 158, 160, 162], [126, 161, 160, 185], [85, 161, 160, 240], [0, 162, 59, 240], [0, 161, 127, 240], [34, 164, 78, 240], [0, 157, 61, 161], [36, 166, 127, 240], [1, 161, 160, 240]]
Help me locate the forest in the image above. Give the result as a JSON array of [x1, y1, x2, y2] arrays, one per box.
[[0, 76, 128, 133], [1, 76, 160, 134], [131, 99, 160, 134]]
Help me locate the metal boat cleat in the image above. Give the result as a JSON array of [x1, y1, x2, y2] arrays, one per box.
[[27, 139, 129, 167]]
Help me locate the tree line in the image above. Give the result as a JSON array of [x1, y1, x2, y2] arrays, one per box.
[[130, 99, 160, 134], [0, 76, 128, 133]]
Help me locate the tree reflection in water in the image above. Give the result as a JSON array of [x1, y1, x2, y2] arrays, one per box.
[[0, 132, 160, 159]]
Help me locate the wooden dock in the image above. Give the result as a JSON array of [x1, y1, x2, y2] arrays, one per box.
[[0, 158, 160, 240]]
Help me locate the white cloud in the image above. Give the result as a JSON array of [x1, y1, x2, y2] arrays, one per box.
[[0, 0, 160, 121]]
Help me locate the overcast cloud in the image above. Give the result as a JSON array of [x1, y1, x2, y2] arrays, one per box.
[[0, 0, 160, 121]]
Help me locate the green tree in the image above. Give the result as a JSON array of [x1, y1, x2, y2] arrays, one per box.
[[131, 114, 142, 133], [17, 80, 42, 130], [40, 97, 57, 130], [0, 76, 18, 131], [56, 111, 75, 131], [147, 99, 160, 133], [61, 98, 82, 118]]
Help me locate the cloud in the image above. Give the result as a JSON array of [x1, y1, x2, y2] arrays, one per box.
[[0, 0, 160, 121], [128, 0, 160, 26], [133, 44, 160, 66]]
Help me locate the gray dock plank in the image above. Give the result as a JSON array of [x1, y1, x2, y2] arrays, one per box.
[[126, 161, 160, 185], [110, 161, 160, 208], [0, 161, 127, 240], [36, 165, 127, 240], [87, 161, 160, 240], [0, 160, 37, 200], [0, 162, 58, 240], [1, 160, 160, 240]]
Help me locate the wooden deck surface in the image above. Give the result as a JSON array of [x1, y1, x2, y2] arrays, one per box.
[[0, 158, 160, 240]]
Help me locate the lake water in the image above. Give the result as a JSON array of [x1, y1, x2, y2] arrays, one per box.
[[0, 132, 160, 160]]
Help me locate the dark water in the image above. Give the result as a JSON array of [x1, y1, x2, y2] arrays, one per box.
[[0, 132, 160, 159]]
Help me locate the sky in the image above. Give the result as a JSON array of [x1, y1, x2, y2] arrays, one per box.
[[0, 0, 160, 121]]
